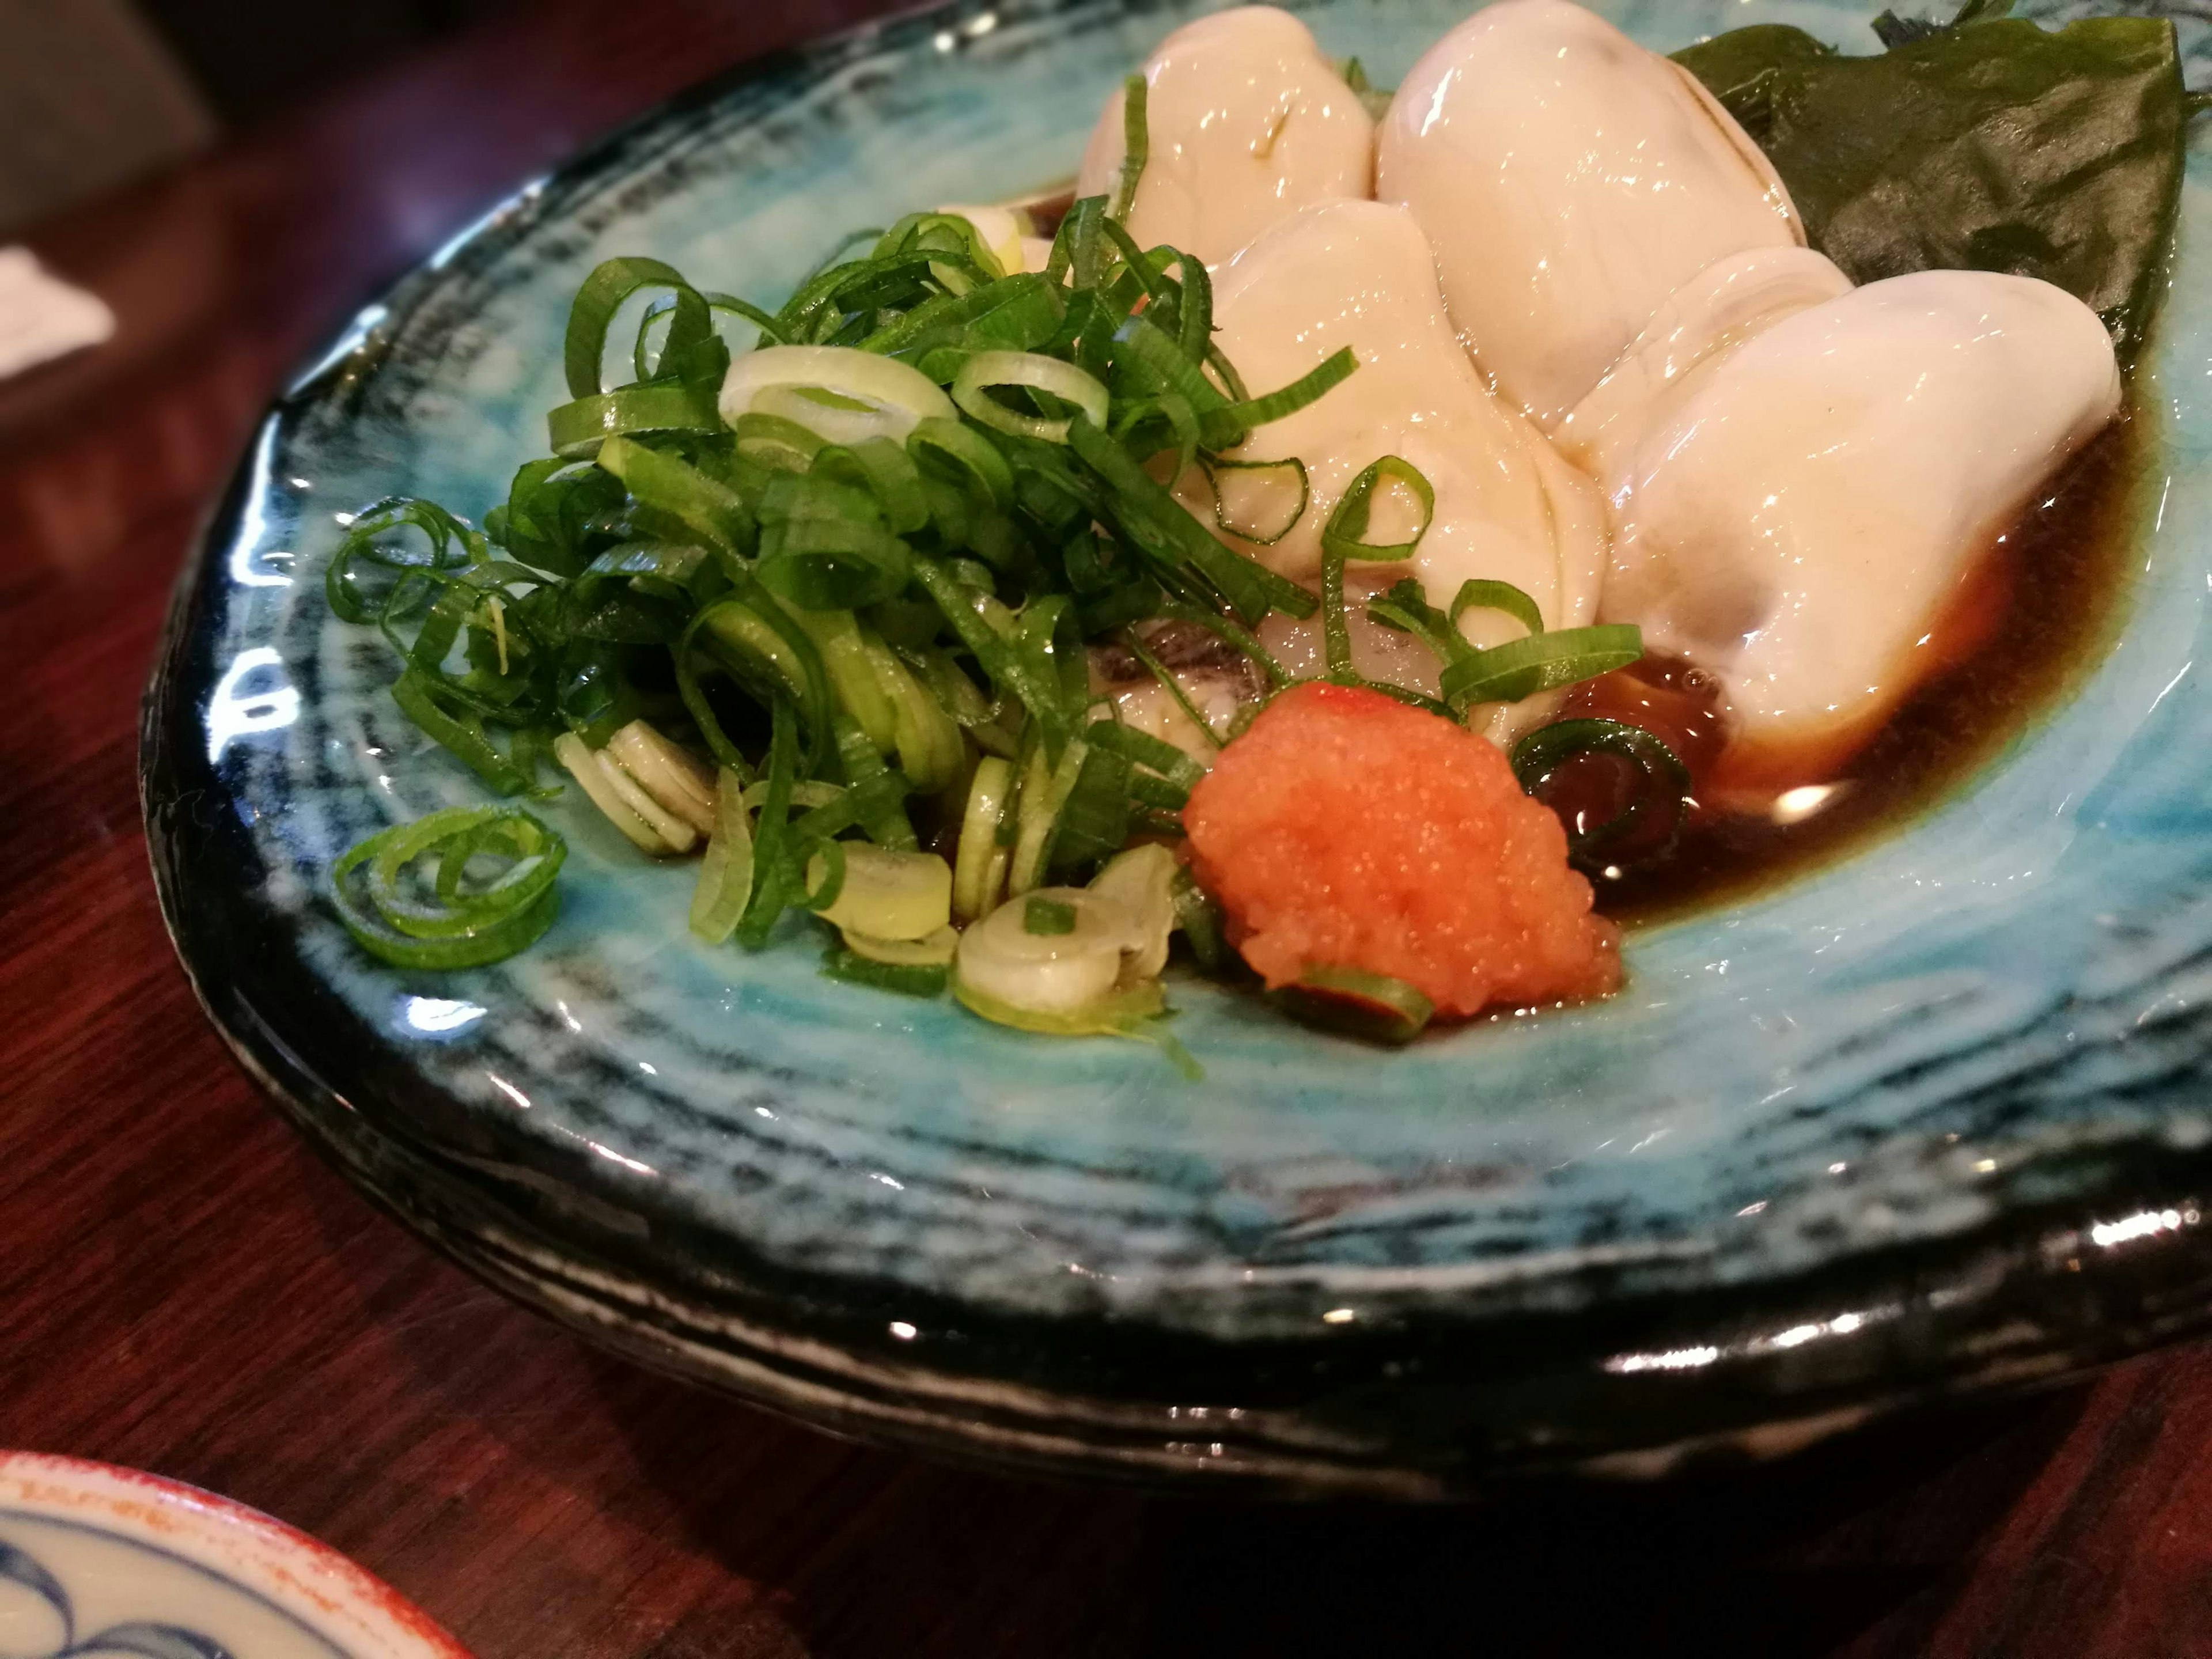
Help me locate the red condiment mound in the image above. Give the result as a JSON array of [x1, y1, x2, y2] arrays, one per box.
[[1183, 682, 1622, 1018]]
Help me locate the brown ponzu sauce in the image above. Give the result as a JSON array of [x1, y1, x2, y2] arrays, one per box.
[[1539, 410, 2149, 922]]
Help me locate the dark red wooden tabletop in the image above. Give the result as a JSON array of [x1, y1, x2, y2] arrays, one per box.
[[6, 3, 2212, 1653]]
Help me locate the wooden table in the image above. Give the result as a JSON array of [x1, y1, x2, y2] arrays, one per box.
[[7, 3, 2211, 1653]]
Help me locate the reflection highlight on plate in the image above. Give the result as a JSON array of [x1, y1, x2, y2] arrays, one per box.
[[204, 647, 299, 763], [2090, 1206, 2198, 1248], [402, 995, 487, 1034], [1606, 1301, 1902, 1372]]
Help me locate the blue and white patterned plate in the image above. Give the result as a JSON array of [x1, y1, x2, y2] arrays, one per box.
[[143, 0, 2212, 1494], [0, 1453, 469, 1658]]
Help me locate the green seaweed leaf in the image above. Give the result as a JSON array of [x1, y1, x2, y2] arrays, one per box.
[[1675, 0, 2200, 364]]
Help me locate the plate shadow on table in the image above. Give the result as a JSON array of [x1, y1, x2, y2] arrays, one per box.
[[579, 1355, 2086, 1657], [285, 1126, 2091, 1658]]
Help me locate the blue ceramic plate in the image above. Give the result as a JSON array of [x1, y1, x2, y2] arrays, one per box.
[[145, 0, 2212, 1494]]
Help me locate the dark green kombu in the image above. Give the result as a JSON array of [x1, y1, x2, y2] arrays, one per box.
[[1675, 0, 2204, 363]]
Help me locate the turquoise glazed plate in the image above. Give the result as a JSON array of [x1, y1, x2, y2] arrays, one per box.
[[145, 0, 2212, 1495]]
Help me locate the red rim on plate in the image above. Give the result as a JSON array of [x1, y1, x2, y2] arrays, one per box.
[[0, 1451, 472, 1658]]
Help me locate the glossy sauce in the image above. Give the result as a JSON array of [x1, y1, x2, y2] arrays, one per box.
[[1012, 191, 2142, 928], [1552, 410, 2146, 921]]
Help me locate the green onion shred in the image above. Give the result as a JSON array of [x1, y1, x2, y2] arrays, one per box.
[[321, 167, 1669, 1045]]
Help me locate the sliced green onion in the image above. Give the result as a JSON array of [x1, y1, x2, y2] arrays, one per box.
[[546, 385, 721, 459], [695, 597, 807, 724], [327, 207, 1394, 1003], [956, 884, 1139, 1013], [860, 631, 964, 793], [330, 805, 564, 969], [735, 698, 803, 948], [596, 435, 752, 558], [563, 256, 711, 399], [953, 975, 1198, 1077], [732, 411, 826, 474], [1173, 252, 1212, 363], [689, 765, 755, 942], [812, 437, 930, 536], [637, 290, 785, 378], [719, 344, 956, 443], [1088, 843, 1177, 978], [1111, 72, 1150, 220], [390, 670, 539, 797], [798, 836, 848, 912], [952, 351, 1110, 443], [822, 942, 950, 997], [908, 416, 1015, 512], [777, 253, 941, 343], [1450, 578, 1544, 640], [790, 775, 921, 844], [1085, 716, 1204, 795], [1109, 315, 1230, 423], [953, 755, 1015, 923], [904, 644, 1011, 755], [865, 271, 1063, 359], [1047, 739, 1134, 872], [1113, 391, 1202, 479], [952, 970, 1156, 1031], [559, 541, 714, 645], [807, 843, 950, 940], [1066, 416, 1275, 626], [1510, 717, 1691, 869], [554, 730, 696, 853], [880, 210, 1009, 294], [911, 557, 1078, 756], [1364, 576, 1468, 666], [827, 714, 920, 850], [1204, 342, 1249, 405], [1169, 866, 1226, 972], [1009, 737, 1086, 896], [1319, 544, 1355, 686], [1438, 624, 1644, 711], [325, 497, 486, 626], [787, 607, 896, 751], [1059, 194, 1109, 289], [488, 460, 623, 577], [1321, 455, 1435, 563], [1024, 895, 1078, 935], [1014, 593, 1090, 750], [607, 719, 717, 834], [753, 470, 913, 612], [844, 922, 957, 966], [1200, 347, 1357, 450], [1274, 965, 1433, 1044], [1205, 456, 1309, 546], [741, 778, 844, 813]]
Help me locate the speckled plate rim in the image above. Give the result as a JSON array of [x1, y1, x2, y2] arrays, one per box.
[[0, 1452, 471, 1657], [138, 0, 2212, 1494]]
